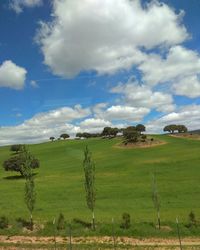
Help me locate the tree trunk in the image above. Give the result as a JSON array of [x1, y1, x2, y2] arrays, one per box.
[[157, 210, 161, 230], [92, 211, 95, 230], [30, 213, 33, 231]]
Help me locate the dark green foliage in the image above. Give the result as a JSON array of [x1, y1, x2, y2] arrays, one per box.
[[120, 213, 131, 229], [73, 218, 92, 228], [0, 216, 9, 229], [10, 144, 22, 154], [123, 126, 139, 143], [163, 124, 188, 134], [136, 124, 146, 133], [57, 213, 66, 230], [3, 146, 39, 176], [49, 137, 55, 142], [76, 132, 101, 138], [16, 217, 31, 229], [102, 127, 119, 138], [60, 133, 70, 140], [83, 146, 96, 230], [187, 211, 197, 227], [141, 134, 147, 140]]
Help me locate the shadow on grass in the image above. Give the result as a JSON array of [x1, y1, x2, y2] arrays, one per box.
[[3, 172, 38, 180]]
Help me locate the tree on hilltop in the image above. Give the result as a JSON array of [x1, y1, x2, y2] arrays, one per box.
[[60, 133, 70, 140]]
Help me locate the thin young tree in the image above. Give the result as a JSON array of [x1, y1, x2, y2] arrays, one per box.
[[25, 174, 36, 230], [22, 146, 36, 231], [152, 173, 161, 230], [83, 146, 96, 230]]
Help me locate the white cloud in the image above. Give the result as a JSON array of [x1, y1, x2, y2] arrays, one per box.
[[9, 0, 43, 14], [0, 105, 90, 145], [146, 105, 200, 133], [111, 79, 175, 113], [30, 80, 39, 88], [0, 60, 27, 90], [139, 46, 200, 98], [103, 105, 149, 122], [140, 46, 200, 85], [79, 118, 112, 133], [173, 75, 200, 98], [36, 0, 188, 78]]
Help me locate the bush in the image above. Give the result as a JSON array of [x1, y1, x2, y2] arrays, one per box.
[[10, 144, 22, 154], [150, 138, 154, 141], [0, 216, 9, 229], [120, 213, 131, 229], [73, 218, 92, 228], [57, 213, 66, 230], [16, 217, 31, 229], [141, 134, 147, 140], [189, 211, 197, 227]]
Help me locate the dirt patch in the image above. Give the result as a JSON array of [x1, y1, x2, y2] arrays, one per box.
[[114, 139, 167, 149], [170, 133, 200, 140], [0, 235, 200, 247]]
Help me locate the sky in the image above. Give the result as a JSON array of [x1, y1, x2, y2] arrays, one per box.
[[0, 0, 200, 145]]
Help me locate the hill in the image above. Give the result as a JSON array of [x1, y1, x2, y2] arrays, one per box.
[[190, 129, 200, 134], [0, 135, 200, 236]]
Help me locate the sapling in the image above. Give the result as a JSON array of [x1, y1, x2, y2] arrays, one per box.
[[152, 173, 161, 229], [83, 146, 96, 230]]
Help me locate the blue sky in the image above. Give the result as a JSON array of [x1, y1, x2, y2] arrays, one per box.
[[0, 0, 200, 145]]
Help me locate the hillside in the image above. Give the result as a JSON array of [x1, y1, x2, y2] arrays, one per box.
[[0, 135, 200, 235]]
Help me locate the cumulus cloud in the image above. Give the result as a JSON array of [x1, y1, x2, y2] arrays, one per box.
[[102, 105, 149, 122], [172, 75, 200, 98], [139, 46, 200, 97], [146, 105, 200, 133], [36, 0, 188, 78], [9, 0, 43, 14], [0, 105, 90, 145], [111, 79, 175, 113], [0, 60, 27, 90], [79, 118, 112, 133]]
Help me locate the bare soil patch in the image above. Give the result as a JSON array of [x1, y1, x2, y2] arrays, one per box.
[[115, 139, 167, 149], [0, 235, 200, 248], [170, 133, 200, 140]]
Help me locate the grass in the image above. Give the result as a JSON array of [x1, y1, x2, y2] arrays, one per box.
[[0, 135, 200, 236]]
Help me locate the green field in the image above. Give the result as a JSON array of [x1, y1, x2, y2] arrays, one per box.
[[0, 135, 200, 236]]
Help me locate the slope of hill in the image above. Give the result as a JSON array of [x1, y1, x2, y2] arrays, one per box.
[[0, 135, 200, 232]]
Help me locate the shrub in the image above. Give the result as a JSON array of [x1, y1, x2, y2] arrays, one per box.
[[189, 211, 197, 226], [0, 216, 9, 229], [57, 213, 66, 230], [73, 218, 92, 228], [150, 138, 154, 141], [16, 217, 31, 229], [141, 134, 147, 140], [10, 144, 22, 154], [120, 213, 131, 229]]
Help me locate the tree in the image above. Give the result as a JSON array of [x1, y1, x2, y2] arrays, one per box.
[[152, 174, 161, 230], [163, 125, 171, 133], [76, 133, 82, 138], [83, 146, 96, 230], [123, 126, 139, 143], [136, 124, 146, 134], [60, 133, 70, 140], [177, 125, 188, 133], [3, 147, 39, 176], [102, 127, 112, 137], [49, 137, 55, 142], [25, 174, 36, 230], [10, 144, 22, 154], [22, 146, 36, 231]]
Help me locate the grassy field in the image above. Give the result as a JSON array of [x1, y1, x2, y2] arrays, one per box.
[[0, 135, 200, 236]]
